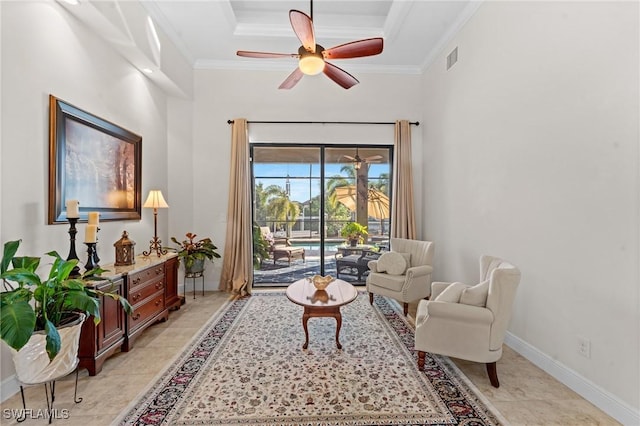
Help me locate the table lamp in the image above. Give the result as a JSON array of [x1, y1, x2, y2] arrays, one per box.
[[142, 190, 169, 257]]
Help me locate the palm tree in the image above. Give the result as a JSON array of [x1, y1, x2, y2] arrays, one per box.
[[264, 185, 300, 237]]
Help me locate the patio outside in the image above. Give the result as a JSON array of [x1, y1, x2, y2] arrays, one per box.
[[251, 145, 391, 287]]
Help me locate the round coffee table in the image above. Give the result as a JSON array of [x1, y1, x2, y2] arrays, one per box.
[[286, 278, 358, 350]]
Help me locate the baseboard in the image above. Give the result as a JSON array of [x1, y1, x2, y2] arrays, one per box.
[[1, 374, 19, 403], [505, 332, 639, 425]]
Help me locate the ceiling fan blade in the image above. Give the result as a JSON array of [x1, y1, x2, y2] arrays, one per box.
[[343, 155, 357, 161], [365, 155, 384, 161], [323, 62, 359, 89], [289, 10, 316, 53], [279, 68, 304, 90], [237, 50, 297, 59], [323, 38, 384, 60]]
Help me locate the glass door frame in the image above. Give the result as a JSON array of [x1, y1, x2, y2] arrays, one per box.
[[250, 142, 393, 282]]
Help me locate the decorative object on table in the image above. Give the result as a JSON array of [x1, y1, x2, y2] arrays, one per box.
[[0, 240, 133, 415], [340, 221, 368, 247], [142, 190, 169, 257], [114, 231, 136, 266], [88, 212, 100, 265], [169, 232, 221, 274], [84, 223, 99, 270], [48, 95, 142, 224], [65, 200, 81, 277], [310, 274, 334, 290], [84, 243, 98, 271]]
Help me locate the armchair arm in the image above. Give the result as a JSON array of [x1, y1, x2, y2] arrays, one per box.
[[420, 301, 494, 325], [406, 265, 433, 279], [368, 260, 380, 273], [430, 282, 452, 299]]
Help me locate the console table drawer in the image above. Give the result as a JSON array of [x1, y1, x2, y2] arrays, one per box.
[[128, 278, 164, 305], [129, 265, 164, 289], [129, 292, 165, 332]]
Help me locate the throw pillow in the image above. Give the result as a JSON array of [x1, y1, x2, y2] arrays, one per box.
[[397, 252, 411, 268], [459, 279, 489, 307], [376, 252, 408, 275], [434, 282, 467, 303]]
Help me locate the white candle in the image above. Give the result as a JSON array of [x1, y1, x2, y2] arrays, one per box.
[[88, 212, 100, 226], [66, 200, 80, 219], [85, 225, 97, 243]]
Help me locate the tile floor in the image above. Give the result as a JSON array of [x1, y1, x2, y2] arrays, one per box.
[[0, 291, 619, 425]]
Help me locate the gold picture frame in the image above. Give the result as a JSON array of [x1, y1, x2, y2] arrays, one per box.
[[48, 95, 142, 224]]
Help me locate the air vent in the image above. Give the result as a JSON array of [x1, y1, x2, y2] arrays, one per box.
[[447, 47, 458, 70]]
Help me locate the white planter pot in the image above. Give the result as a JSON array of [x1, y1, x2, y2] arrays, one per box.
[[12, 313, 86, 385]]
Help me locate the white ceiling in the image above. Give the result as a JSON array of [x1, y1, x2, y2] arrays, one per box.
[[140, 0, 481, 74]]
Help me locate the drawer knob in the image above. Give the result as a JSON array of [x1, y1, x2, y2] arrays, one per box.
[[155, 268, 163, 275], [132, 277, 141, 285], [155, 300, 162, 306], [132, 313, 141, 321], [132, 293, 141, 302], [155, 282, 163, 289]]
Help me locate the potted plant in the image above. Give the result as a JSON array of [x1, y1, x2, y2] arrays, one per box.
[[340, 222, 369, 247], [252, 223, 270, 268], [0, 240, 132, 383], [170, 232, 221, 274]]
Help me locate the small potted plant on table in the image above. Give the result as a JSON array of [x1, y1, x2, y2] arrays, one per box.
[[170, 233, 221, 275]]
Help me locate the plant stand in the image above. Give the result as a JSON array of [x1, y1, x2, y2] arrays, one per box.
[[185, 270, 205, 299], [17, 368, 82, 424], [12, 314, 86, 423]]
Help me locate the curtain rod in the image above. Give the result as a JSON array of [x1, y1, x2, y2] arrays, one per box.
[[227, 120, 419, 126]]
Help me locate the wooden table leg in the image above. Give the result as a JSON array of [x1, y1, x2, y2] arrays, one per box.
[[302, 312, 310, 349], [334, 311, 342, 349]]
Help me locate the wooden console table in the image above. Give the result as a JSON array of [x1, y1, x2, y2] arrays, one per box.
[[78, 253, 179, 376]]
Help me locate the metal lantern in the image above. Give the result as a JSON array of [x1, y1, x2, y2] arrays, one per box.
[[114, 231, 136, 266]]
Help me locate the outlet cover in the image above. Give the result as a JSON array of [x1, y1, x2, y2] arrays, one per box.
[[578, 337, 591, 358]]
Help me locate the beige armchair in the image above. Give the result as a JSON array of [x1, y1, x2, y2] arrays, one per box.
[[366, 238, 434, 316], [414, 255, 520, 387]]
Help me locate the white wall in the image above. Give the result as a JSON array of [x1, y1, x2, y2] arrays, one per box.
[[190, 69, 424, 288], [0, 1, 171, 395], [421, 0, 639, 421]]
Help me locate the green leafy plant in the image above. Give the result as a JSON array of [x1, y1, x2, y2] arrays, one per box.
[[252, 223, 270, 268], [340, 222, 369, 244], [0, 240, 132, 361], [170, 233, 221, 270]]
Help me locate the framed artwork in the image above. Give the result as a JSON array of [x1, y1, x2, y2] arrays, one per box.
[[48, 95, 142, 224]]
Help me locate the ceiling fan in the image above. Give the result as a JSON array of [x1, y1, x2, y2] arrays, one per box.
[[236, 0, 383, 90], [343, 148, 383, 170]]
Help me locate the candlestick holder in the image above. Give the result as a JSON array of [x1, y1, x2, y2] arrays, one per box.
[[85, 243, 98, 272], [93, 227, 101, 266], [66, 218, 81, 278]]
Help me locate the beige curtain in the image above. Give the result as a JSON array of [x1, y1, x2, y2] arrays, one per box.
[[220, 119, 253, 296], [390, 120, 416, 239]]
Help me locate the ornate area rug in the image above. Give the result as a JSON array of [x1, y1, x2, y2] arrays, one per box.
[[117, 292, 506, 425]]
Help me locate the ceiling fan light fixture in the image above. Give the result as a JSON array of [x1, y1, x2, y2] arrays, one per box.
[[299, 56, 324, 75], [298, 47, 325, 75]]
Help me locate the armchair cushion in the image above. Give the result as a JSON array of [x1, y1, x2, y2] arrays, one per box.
[[376, 252, 409, 275], [433, 281, 467, 303], [460, 279, 490, 307]]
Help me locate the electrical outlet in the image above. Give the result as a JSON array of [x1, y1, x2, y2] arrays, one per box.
[[577, 337, 591, 358]]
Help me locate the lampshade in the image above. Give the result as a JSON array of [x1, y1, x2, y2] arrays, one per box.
[[143, 190, 169, 209]]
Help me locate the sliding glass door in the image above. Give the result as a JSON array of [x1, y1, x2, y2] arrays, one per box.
[[252, 144, 391, 287]]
